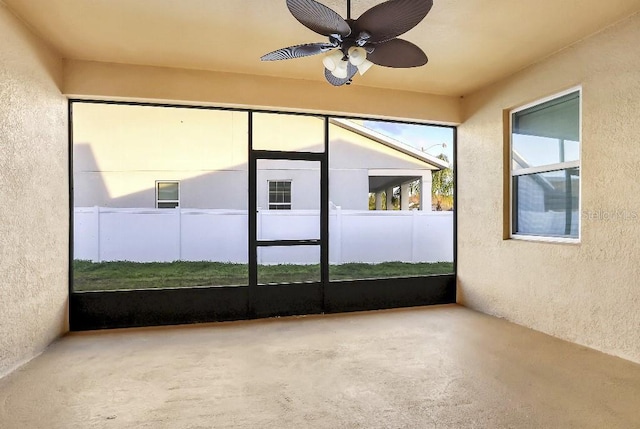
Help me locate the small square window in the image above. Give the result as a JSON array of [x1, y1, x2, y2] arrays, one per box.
[[156, 181, 179, 209], [268, 181, 291, 210], [510, 89, 580, 240]]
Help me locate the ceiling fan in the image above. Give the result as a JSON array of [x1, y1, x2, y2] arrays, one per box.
[[261, 0, 433, 86]]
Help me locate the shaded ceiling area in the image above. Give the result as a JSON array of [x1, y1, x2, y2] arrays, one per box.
[[5, 0, 640, 96]]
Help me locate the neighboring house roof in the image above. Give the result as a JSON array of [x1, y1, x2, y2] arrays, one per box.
[[329, 118, 450, 171]]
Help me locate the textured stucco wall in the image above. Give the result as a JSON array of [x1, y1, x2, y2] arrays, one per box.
[[62, 59, 462, 125], [0, 4, 68, 377], [457, 13, 640, 363]]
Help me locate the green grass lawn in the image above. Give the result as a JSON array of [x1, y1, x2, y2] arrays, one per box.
[[73, 260, 454, 291]]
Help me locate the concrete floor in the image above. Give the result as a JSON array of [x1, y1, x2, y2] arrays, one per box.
[[1, 305, 639, 429]]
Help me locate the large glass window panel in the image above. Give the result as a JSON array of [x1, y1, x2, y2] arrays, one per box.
[[257, 246, 321, 284], [512, 91, 579, 170], [72, 103, 249, 291], [511, 89, 580, 239], [328, 119, 455, 281], [252, 112, 324, 152], [513, 168, 579, 238]]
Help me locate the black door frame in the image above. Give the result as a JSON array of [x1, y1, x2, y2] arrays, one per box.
[[69, 100, 456, 331], [248, 112, 329, 318]]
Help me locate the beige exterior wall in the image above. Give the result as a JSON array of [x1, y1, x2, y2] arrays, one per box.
[[73, 103, 436, 210], [0, 4, 68, 377], [457, 13, 640, 363], [73, 103, 249, 209]]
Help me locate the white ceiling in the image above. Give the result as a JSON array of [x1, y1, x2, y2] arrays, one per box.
[[5, 0, 640, 96]]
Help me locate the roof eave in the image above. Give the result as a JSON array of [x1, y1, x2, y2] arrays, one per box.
[[329, 118, 450, 170]]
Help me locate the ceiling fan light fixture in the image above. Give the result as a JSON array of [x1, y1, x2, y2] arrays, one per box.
[[331, 60, 349, 78], [262, 0, 433, 86], [357, 59, 374, 75], [347, 46, 367, 66], [322, 49, 344, 71]]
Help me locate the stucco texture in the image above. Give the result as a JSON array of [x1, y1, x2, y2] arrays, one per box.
[[62, 59, 462, 125], [457, 13, 640, 363], [0, 4, 68, 377]]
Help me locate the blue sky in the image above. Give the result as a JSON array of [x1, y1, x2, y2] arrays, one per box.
[[362, 120, 455, 164]]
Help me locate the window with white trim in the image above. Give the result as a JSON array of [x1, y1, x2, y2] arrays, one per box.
[[156, 181, 179, 209], [268, 180, 291, 210], [510, 89, 580, 239]]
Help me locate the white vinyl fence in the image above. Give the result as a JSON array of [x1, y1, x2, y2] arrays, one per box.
[[74, 207, 454, 264]]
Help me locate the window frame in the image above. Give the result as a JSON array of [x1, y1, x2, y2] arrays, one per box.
[[268, 180, 292, 210], [156, 180, 180, 209], [509, 86, 582, 243]]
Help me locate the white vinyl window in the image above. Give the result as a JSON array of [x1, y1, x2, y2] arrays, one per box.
[[268, 180, 291, 210], [510, 88, 581, 241], [156, 181, 179, 209]]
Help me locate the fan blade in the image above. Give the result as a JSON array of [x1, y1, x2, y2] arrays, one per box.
[[287, 0, 351, 38], [261, 43, 334, 61], [324, 63, 358, 86], [354, 0, 433, 43], [367, 38, 428, 67]]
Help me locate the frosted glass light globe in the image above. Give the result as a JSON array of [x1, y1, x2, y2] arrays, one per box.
[[331, 60, 349, 79], [348, 47, 367, 66], [322, 50, 344, 71]]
